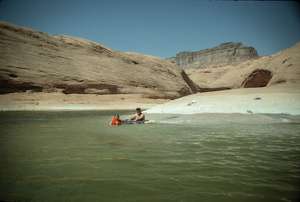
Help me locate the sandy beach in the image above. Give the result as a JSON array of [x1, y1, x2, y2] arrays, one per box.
[[1, 84, 299, 115], [0, 92, 168, 111], [146, 84, 300, 115]]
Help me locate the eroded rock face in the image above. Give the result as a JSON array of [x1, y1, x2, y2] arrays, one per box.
[[242, 69, 272, 88], [0, 22, 197, 99], [185, 41, 300, 90], [172, 42, 258, 69]]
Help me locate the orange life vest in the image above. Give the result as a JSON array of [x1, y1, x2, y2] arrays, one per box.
[[111, 116, 121, 125]]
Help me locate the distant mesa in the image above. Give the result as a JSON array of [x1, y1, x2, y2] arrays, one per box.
[[168, 42, 258, 69]]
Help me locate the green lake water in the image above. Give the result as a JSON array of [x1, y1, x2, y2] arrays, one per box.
[[0, 111, 299, 202]]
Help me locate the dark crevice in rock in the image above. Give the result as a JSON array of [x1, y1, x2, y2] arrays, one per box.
[[121, 57, 140, 65], [8, 73, 18, 78], [180, 70, 200, 94], [0, 69, 19, 78], [54, 83, 119, 94], [242, 69, 272, 88], [199, 87, 231, 92], [0, 78, 43, 94]]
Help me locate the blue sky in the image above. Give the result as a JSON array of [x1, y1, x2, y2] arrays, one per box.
[[0, 0, 300, 57]]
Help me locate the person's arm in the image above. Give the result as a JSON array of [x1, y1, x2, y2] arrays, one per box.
[[135, 113, 145, 121], [130, 114, 136, 120]]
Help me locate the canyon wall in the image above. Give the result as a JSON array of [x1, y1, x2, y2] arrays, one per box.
[[0, 22, 197, 99]]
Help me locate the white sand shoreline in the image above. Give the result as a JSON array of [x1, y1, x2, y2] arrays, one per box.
[[146, 85, 300, 115], [1, 85, 299, 115]]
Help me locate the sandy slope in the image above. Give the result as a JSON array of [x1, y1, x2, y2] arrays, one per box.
[[0, 22, 195, 99]]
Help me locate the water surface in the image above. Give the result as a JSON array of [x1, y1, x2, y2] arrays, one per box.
[[0, 111, 299, 202]]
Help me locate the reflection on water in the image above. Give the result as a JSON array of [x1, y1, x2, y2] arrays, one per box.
[[0, 111, 299, 202]]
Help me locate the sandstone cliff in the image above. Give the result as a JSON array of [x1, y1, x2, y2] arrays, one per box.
[[186, 42, 300, 90], [0, 22, 196, 99], [171, 42, 258, 69]]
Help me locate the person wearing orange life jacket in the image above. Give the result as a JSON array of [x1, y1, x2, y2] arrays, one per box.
[[110, 114, 122, 126]]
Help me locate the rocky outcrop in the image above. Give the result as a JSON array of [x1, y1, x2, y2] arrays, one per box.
[[242, 69, 273, 88], [0, 22, 197, 99], [186, 42, 300, 90], [172, 42, 258, 69]]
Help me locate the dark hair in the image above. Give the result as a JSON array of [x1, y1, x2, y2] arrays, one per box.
[[136, 108, 141, 111]]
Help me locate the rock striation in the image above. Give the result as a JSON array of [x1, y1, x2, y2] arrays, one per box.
[[172, 42, 258, 69], [0, 22, 197, 99]]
